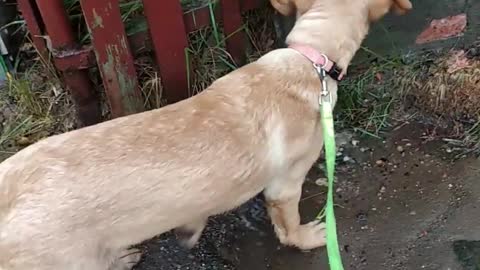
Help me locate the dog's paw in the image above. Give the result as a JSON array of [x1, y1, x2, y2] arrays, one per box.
[[286, 220, 327, 250], [111, 248, 142, 270]]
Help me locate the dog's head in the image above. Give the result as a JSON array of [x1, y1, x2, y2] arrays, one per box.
[[368, 0, 412, 21], [269, 0, 315, 17], [270, 0, 412, 20]]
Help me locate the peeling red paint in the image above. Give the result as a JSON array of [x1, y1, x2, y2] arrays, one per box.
[[18, 0, 264, 122], [81, 0, 144, 118], [54, 46, 96, 71], [35, 0, 101, 126], [416, 14, 467, 45]]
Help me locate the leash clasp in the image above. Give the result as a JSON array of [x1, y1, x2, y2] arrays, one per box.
[[314, 63, 331, 104]]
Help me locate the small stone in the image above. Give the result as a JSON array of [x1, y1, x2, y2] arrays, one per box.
[[410, 211, 416, 215], [336, 132, 353, 146], [343, 156, 352, 162], [396, 145, 404, 152], [376, 159, 386, 166], [351, 139, 360, 146], [379, 186, 386, 193], [315, 178, 328, 187], [16, 136, 31, 146]]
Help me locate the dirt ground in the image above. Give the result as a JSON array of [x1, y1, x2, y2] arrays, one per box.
[[134, 120, 480, 270]]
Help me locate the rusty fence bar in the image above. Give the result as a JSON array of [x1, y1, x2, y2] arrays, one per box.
[[19, 0, 266, 123], [80, 0, 144, 118], [16, 0, 48, 60], [143, 0, 190, 102], [35, 0, 101, 126], [221, 0, 247, 66]]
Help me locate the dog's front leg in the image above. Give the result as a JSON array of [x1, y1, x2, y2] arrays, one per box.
[[264, 177, 326, 250]]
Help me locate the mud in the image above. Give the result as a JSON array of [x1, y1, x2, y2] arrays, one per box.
[[135, 121, 480, 270]]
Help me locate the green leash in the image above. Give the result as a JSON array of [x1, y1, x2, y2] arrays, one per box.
[[316, 66, 344, 270], [0, 55, 8, 83]]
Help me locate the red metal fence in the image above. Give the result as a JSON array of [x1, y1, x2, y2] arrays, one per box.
[[17, 0, 265, 126]]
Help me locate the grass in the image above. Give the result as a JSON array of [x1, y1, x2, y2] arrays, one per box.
[[129, 0, 236, 108], [184, 6, 274, 96], [339, 46, 480, 156], [133, 4, 275, 108], [399, 49, 480, 156], [0, 45, 76, 159], [464, 124, 480, 156], [335, 51, 413, 138]]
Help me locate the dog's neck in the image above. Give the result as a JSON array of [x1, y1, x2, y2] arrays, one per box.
[[285, 1, 370, 73]]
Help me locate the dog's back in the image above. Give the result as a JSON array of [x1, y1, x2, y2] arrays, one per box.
[[0, 145, 43, 269], [0, 76, 275, 270]]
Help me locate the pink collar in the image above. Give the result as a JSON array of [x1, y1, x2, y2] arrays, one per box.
[[288, 44, 344, 81]]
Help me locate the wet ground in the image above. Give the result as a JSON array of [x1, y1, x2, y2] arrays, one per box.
[[134, 121, 480, 270]]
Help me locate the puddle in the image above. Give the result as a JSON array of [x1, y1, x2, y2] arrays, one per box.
[[454, 240, 480, 270]]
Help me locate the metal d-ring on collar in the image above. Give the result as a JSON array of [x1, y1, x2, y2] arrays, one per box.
[[287, 44, 343, 104], [313, 60, 332, 105]]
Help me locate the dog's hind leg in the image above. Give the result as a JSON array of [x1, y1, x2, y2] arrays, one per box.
[[174, 217, 207, 248]]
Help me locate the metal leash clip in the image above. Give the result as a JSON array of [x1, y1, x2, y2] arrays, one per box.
[[314, 63, 332, 105]]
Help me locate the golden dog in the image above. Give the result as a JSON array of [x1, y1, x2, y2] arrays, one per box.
[[0, 0, 411, 269]]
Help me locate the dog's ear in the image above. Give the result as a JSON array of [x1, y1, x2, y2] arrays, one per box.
[[294, 0, 316, 15], [368, 0, 412, 21], [392, 0, 413, 15], [270, 0, 315, 17], [270, 0, 295, 16]]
